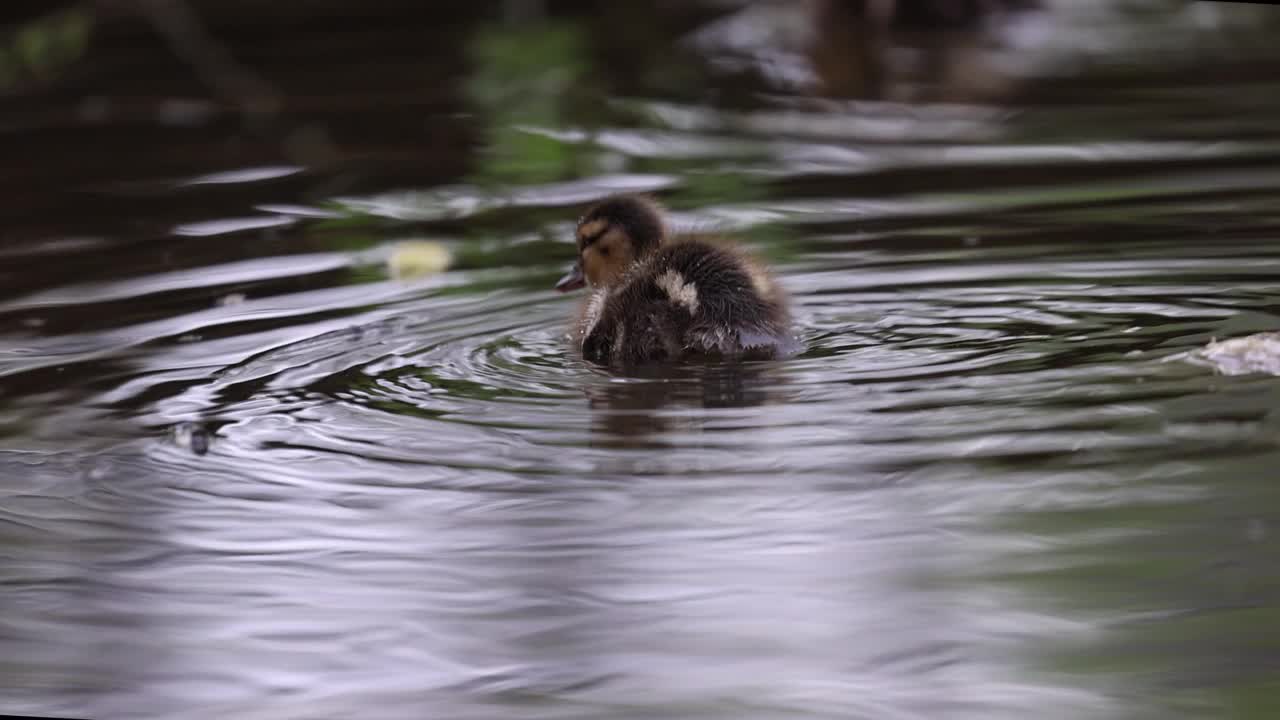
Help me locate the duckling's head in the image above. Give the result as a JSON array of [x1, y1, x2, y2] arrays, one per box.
[[555, 194, 665, 292]]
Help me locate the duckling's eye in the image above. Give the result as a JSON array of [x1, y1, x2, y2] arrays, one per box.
[[598, 246, 610, 257]]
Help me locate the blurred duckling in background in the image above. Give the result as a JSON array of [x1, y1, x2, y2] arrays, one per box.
[[555, 194, 793, 366]]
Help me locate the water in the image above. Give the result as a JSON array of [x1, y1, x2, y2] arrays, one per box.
[[3, 2, 1280, 719]]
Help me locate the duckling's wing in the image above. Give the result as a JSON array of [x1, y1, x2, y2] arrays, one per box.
[[657, 241, 792, 356]]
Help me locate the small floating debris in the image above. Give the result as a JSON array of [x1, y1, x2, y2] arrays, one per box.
[[172, 422, 211, 455], [387, 240, 452, 280], [1187, 332, 1280, 376]]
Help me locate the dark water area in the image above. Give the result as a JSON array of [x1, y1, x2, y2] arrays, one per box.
[[3, 1, 1280, 718]]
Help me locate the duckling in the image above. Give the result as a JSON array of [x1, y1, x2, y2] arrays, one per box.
[[554, 194, 793, 366]]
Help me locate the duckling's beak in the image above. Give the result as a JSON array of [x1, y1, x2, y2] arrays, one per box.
[[555, 262, 585, 292]]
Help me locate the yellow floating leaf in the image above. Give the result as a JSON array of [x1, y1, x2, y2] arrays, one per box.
[[388, 241, 452, 280]]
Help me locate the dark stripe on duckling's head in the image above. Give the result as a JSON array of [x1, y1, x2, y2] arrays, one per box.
[[576, 194, 665, 258]]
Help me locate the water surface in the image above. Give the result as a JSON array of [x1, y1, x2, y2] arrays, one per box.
[[3, 2, 1280, 719]]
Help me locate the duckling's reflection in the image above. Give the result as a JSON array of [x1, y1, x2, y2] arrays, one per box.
[[584, 360, 782, 449]]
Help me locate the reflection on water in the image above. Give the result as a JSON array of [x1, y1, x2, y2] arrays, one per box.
[[4, 2, 1280, 719]]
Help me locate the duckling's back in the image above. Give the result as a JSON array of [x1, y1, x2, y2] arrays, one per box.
[[580, 238, 791, 366]]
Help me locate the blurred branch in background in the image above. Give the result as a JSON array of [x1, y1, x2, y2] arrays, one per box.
[[132, 0, 281, 123]]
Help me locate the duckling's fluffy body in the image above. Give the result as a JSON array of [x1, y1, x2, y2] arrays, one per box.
[[557, 196, 792, 366]]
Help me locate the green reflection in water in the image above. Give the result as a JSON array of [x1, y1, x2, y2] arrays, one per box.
[[986, 441, 1280, 719], [467, 19, 597, 186], [0, 7, 92, 90]]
